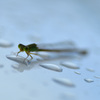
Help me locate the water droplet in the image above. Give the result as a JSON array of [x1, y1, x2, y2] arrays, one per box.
[[40, 63, 62, 72], [0, 39, 13, 47], [74, 71, 81, 75], [84, 78, 94, 83], [53, 77, 75, 87], [6, 55, 29, 65], [60, 61, 80, 69], [86, 68, 95, 72], [94, 76, 100, 79]]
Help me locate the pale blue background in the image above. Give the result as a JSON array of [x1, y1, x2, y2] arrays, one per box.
[[0, 0, 100, 100]]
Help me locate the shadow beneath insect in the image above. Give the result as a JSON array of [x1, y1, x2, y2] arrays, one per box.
[[12, 60, 40, 72], [11, 55, 82, 72]]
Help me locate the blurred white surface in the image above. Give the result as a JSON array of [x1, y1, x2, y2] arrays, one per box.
[[0, 0, 100, 100]]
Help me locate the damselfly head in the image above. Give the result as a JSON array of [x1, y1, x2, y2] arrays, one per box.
[[18, 44, 25, 51]]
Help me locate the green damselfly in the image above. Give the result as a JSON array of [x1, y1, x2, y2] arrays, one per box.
[[17, 41, 87, 60]]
